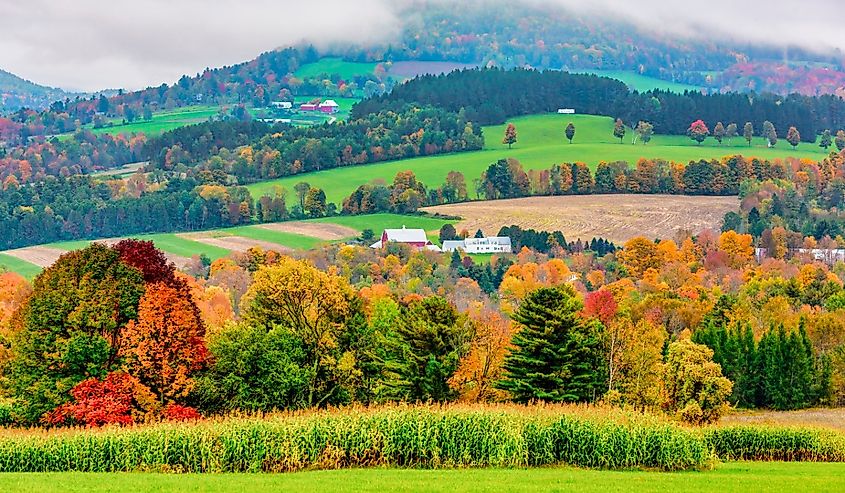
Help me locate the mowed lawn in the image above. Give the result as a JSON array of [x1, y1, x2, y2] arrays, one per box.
[[1, 463, 843, 493], [246, 113, 831, 204]]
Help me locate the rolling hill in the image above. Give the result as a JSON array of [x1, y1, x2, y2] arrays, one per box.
[[0, 68, 72, 112], [246, 113, 830, 204]]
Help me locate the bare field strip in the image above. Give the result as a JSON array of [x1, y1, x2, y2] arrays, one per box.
[[423, 195, 738, 244], [88, 239, 192, 268], [180, 234, 292, 253], [3, 246, 68, 268], [258, 222, 358, 240]]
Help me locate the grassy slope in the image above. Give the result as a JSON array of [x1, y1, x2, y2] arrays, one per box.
[[247, 113, 830, 204], [295, 57, 377, 79], [0, 254, 42, 279], [574, 69, 705, 93], [1, 463, 843, 493], [311, 213, 454, 234]]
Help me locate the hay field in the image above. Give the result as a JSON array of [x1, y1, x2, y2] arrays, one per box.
[[423, 195, 738, 243]]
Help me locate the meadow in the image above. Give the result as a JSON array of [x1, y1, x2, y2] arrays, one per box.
[[2, 463, 844, 493], [294, 57, 378, 80], [0, 214, 454, 277], [69, 106, 221, 138], [573, 69, 705, 93], [246, 113, 830, 204]]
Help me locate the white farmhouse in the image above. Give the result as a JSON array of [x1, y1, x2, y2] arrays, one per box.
[[557, 108, 575, 114], [442, 237, 512, 254]]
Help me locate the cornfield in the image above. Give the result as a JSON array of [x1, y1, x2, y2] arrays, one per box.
[[0, 404, 709, 472], [705, 426, 845, 462], [0, 404, 841, 474]]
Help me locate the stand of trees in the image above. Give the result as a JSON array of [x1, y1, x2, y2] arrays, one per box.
[[354, 68, 845, 140]]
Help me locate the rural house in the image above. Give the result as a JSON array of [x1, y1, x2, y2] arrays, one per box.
[[371, 226, 442, 252], [442, 237, 512, 254], [318, 100, 340, 114]]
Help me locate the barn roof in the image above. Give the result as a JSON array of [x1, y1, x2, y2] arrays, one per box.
[[319, 99, 339, 107], [383, 227, 429, 243]]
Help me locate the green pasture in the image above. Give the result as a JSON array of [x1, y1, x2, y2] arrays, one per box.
[[0, 462, 842, 493], [0, 254, 41, 279], [311, 213, 454, 235], [246, 113, 830, 204], [84, 105, 220, 137], [294, 57, 378, 79], [574, 69, 705, 93]]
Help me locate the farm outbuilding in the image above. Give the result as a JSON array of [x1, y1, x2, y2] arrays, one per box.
[[442, 237, 512, 254], [371, 226, 441, 252], [300, 102, 319, 111], [557, 108, 575, 114], [319, 100, 340, 114]]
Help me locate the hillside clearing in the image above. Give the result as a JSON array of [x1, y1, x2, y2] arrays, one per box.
[[246, 113, 828, 204], [573, 69, 705, 93], [0, 463, 843, 493], [422, 195, 738, 243], [258, 222, 358, 240]]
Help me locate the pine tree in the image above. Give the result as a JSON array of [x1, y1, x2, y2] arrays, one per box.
[[497, 286, 607, 402]]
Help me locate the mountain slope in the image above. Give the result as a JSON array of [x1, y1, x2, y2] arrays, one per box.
[[0, 69, 71, 112]]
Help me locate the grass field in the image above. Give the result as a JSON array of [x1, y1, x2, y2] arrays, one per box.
[[0, 214, 454, 276], [76, 106, 220, 138], [574, 69, 705, 93], [246, 113, 830, 204], [0, 463, 843, 493], [0, 253, 41, 278], [423, 194, 738, 243], [294, 57, 378, 80]]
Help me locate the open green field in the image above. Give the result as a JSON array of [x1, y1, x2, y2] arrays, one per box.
[[574, 69, 705, 93], [247, 113, 830, 204], [295, 57, 378, 80], [1, 463, 842, 493], [0, 253, 41, 278], [80, 106, 220, 137], [0, 214, 454, 277]]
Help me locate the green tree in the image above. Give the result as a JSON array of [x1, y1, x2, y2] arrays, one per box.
[[304, 187, 327, 217], [743, 122, 754, 146], [820, 129, 832, 151], [196, 323, 310, 412], [384, 297, 471, 402], [663, 339, 732, 424], [439, 224, 458, 242], [613, 118, 626, 143], [786, 126, 801, 149], [565, 122, 576, 144], [294, 182, 311, 211], [502, 123, 517, 149], [497, 286, 607, 402]]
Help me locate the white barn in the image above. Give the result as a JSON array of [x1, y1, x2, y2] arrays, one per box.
[[442, 237, 512, 254]]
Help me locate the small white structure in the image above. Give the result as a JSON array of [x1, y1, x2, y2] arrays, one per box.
[[442, 237, 512, 254], [557, 108, 575, 114], [270, 101, 293, 109], [371, 226, 441, 252], [318, 100, 340, 114]]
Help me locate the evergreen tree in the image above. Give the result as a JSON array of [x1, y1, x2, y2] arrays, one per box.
[[497, 286, 607, 402], [474, 228, 485, 238]]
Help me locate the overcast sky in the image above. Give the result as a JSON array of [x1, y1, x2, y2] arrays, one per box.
[[1, 0, 843, 92]]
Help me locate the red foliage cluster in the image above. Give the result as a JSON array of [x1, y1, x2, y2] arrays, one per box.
[[162, 404, 202, 421], [583, 289, 618, 327], [113, 239, 178, 286], [44, 372, 139, 427]]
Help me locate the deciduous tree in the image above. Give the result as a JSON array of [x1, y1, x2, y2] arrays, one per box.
[[502, 123, 517, 149]]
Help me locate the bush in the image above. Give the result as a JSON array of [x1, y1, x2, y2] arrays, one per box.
[[0, 404, 710, 472]]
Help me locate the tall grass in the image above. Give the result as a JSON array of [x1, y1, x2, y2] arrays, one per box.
[[0, 404, 710, 473]]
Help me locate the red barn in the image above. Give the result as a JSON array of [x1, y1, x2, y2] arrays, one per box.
[[319, 100, 339, 114], [370, 226, 441, 252], [300, 102, 319, 111]]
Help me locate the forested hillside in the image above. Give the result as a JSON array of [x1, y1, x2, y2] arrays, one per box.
[[0, 69, 73, 113]]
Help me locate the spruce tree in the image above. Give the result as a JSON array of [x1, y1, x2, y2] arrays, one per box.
[[497, 286, 607, 402]]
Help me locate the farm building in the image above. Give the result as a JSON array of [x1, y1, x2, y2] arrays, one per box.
[[557, 108, 575, 114], [319, 100, 340, 114], [300, 102, 319, 111], [371, 226, 441, 252], [442, 237, 512, 254], [271, 101, 293, 109]]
